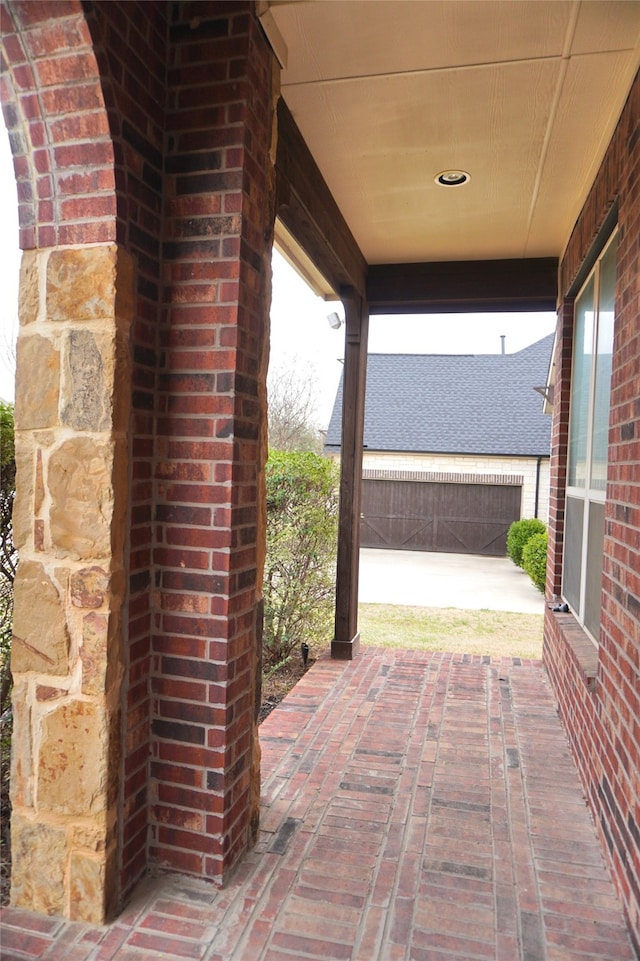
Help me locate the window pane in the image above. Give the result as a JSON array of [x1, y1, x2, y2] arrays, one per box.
[[591, 237, 617, 491], [563, 495, 584, 612], [584, 501, 605, 639], [568, 276, 594, 488]]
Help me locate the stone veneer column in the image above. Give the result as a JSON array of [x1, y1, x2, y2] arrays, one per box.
[[10, 244, 133, 923]]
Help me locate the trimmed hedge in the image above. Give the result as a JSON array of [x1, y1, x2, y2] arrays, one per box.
[[506, 518, 546, 568], [522, 531, 548, 592]]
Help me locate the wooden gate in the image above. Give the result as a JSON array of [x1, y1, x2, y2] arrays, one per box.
[[360, 479, 522, 555]]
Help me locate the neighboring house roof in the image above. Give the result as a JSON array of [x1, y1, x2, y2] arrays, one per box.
[[324, 334, 554, 458]]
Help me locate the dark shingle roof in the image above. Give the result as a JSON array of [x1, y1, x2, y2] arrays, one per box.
[[324, 334, 553, 457]]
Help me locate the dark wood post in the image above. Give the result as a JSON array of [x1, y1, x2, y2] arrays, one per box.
[[332, 288, 369, 659]]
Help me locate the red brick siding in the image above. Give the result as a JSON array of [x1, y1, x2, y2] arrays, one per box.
[[82, 0, 169, 903], [544, 68, 640, 948], [151, 2, 275, 881], [545, 300, 574, 599], [0, 0, 116, 247]]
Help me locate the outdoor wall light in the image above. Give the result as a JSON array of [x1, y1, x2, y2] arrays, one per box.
[[327, 311, 343, 329], [435, 170, 471, 186]]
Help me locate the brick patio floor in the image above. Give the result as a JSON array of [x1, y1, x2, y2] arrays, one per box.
[[1, 649, 636, 960]]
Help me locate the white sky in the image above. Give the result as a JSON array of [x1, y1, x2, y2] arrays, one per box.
[[271, 248, 556, 426], [0, 121, 556, 423]]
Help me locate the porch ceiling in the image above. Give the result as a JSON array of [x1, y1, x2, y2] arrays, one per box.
[[262, 0, 640, 267]]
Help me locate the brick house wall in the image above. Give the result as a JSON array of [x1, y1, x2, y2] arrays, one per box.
[[544, 69, 640, 949]]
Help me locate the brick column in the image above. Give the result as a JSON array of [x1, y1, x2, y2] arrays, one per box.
[[545, 301, 572, 598], [148, 5, 277, 882], [4, 0, 280, 909], [10, 244, 133, 923]]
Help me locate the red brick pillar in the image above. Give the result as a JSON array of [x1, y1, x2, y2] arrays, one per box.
[[545, 301, 572, 598], [149, 4, 277, 882]]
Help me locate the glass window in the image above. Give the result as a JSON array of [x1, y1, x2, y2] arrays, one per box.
[[584, 501, 605, 638], [591, 241, 616, 491], [563, 496, 583, 613], [567, 276, 594, 489], [563, 231, 617, 643]]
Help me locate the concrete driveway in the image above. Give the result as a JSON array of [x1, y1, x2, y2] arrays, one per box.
[[358, 548, 545, 614]]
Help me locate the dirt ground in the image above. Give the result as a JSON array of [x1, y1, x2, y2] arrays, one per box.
[[258, 648, 320, 723]]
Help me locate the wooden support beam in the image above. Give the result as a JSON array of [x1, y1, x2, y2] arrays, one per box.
[[332, 289, 369, 660], [367, 258, 558, 314], [275, 98, 367, 300]]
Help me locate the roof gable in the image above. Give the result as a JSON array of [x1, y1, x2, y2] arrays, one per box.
[[325, 334, 554, 457]]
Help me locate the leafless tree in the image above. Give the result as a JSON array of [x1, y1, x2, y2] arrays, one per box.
[[267, 355, 323, 453], [0, 314, 17, 400]]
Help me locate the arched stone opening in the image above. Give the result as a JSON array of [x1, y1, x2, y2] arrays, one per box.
[[2, 0, 277, 923], [1, 0, 130, 923]]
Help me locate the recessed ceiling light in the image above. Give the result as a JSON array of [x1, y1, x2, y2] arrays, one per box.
[[435, 170, 471, 186]]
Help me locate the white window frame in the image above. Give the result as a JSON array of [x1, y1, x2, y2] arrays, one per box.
[[562, 230, 617, 644]]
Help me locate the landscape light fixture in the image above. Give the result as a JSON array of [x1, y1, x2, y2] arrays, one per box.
[[327, 311, 343, 329], [435, 170, 471, 186]]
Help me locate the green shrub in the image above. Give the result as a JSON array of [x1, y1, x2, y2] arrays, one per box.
[[506, 518, 546, 568], [262, 450, 339, 669], [522, 530, 548, 592]]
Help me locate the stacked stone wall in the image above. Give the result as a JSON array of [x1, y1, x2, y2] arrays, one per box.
[[544, 69, 640, 948], [10, 244, 133, 923]]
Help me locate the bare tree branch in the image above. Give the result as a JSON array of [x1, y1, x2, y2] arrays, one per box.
[[267, 355, 323, 452]]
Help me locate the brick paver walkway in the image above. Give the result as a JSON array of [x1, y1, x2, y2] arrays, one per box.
[[1, 649, 636, 960]]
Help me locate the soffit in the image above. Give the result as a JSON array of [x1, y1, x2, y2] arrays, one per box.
[[262, 0, 640, 265]]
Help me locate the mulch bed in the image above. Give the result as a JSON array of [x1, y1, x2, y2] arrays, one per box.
[[258, 652, 315, 723]]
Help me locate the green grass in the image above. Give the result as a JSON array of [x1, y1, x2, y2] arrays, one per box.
[[358, 603, 544, 660]]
